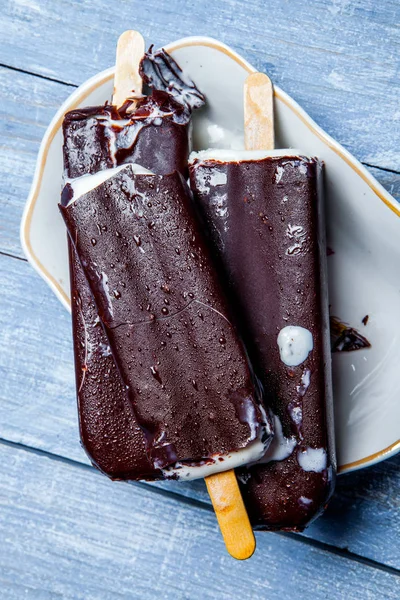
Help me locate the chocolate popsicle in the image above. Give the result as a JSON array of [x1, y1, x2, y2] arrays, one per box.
[[189, 148, 335, 529], [63, 46, 205, 480], [60, 164, 271, 479]]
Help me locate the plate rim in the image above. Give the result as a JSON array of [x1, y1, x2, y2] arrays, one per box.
[[19, 34, 400, 474]]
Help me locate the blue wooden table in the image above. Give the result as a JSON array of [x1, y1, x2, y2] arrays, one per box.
[[1, 1, 399, 598]]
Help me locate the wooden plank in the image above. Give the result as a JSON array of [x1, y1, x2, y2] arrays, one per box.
[[0, 65, 399, 261], [0, 66, 74, 259], [1, 441, 399, 599], [0, 0, 399, 170], [306, 453, 400, 565], [1, 251, 400, 570]]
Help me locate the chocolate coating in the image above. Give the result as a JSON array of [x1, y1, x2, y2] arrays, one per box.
[[70, 244, 159, 480], [190, 155, 335, 529], [61, 167, 266, 471], [63, 98, 183, 480]]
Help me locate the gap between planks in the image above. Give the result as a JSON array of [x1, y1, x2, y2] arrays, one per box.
[[0, 62, 78, 88], [1, 434, 400, 578], [0, 250, 28, 263]]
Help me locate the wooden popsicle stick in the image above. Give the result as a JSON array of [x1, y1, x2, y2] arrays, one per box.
[[244, 72, 274, 151], [113, 30, 145, 109], [205, 470, 255, 560]]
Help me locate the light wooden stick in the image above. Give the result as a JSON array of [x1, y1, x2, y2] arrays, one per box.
[[244, 72, 274, 151], [113, 30, 145, 109], [205, 470, 256, 560]]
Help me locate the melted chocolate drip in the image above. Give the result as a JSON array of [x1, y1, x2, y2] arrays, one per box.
[[140, 46, 206, 111], [330, 316, 371, 352]]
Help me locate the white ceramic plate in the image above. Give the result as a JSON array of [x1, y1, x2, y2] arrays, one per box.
[[20, 36, 400, 474]]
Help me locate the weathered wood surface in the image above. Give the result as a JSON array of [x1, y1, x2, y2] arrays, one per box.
[[1, 442, 400, 600], [0, 67, 73, 259], [1, 0, 400, 595], [1, 251, 400, 574], [1, 0, 399, 171]]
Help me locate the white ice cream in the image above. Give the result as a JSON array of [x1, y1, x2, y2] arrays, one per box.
[[297, 447, 327, 473], [66, 163, 154, 205], [257, 413, 297, 464], [162, 435, 268, 480], [163, 400, 273, 480], [277, 326, 313, 367], [189, 148, 304, 163]]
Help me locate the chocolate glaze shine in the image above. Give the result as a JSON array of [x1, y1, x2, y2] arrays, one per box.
[[63, 98, 183, 480], [190, 155, 335, 529], [61, 167, 266, 471], [64, 109, 164, 478], [70, 246, 159, 480], [140, 47, 206, 112]]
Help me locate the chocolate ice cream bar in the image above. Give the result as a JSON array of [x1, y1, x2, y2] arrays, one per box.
[[60, 164, 271, 480], [189, 149, 335, 528], [63, 46, 206, 480]]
